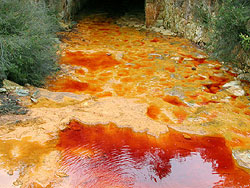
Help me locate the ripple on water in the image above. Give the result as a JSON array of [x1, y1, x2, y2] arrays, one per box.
[[57, 120, 250, 188]]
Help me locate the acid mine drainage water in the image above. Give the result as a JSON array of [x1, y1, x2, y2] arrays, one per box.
[[0, 5, 250, 188]]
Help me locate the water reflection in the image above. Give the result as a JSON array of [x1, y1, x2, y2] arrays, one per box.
[[0, 170, 19, 188], [57, 120, 250, 188]]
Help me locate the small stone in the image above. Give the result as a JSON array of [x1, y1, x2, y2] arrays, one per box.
[[106, 53, 111, 56], [31, 97, 38, 103], [161, 30, 175, 36], [184, 58, 193, 61], [56, 171, 69, 178], [115, 52, 124, 60], [211, 95, 218, 100], [171, 57, 180, 61], [13, 180, 23, 186], [7, 169, 13, 175], [0, 88, 7, 93], [82, 101, 89, 106], [220, 66, 230, 71], [183, 134, 191, 140], [196, 54, 207, 59], [149, 53, 163, 60], [191, 67, 196, 70]]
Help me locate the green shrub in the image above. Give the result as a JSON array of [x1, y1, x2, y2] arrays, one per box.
[[194, 0, 250, 71], [0, 0, 60, 86]]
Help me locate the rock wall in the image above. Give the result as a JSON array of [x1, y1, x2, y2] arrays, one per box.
[[147, 0, 218, 43], [41, 0, 216, 43], [41, 0, 87, 20]]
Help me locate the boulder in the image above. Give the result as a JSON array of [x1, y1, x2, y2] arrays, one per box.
[[3, 79, 23, 91], [233, 150, 250, 170], [222, 81, 245, 96]]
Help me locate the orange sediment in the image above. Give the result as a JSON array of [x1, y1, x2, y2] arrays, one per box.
[[45, 14, 250, 187]]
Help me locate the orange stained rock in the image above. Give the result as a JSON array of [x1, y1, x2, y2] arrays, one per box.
[[232, 108, 240, 114], [173, 108, 188, 123], [117, 69, 129, 76], [203, 76, 230, 94], [229, 138, 246, 147], [244, 109, 250, 116], [203, 83, 223, 94], [61, 51, 120, 71], [186, 76, 206, 82], [136, 86, 147, 94], [163, 95, 187, 107], [27, 183, 52, 188], [231, 128, 250, 138], [96, 91, 113, 98], [209, 75, 229, 83], [57, 121, 250, 188], [233, 101, 249, 109], [49, 77, 104, 94], [150, 38, 160, 42], [49, 77, 89, 92], [189, 93, 200, 99], [74, 69, 85, 75], [121, 77, 134, 82], [147, 105, 161, 120], [199, 96, 220, 105], [165, 66, 175, 73], [193, 59, 206, 66]]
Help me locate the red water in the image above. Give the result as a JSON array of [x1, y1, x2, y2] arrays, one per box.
[[57, 121, 250, 188]]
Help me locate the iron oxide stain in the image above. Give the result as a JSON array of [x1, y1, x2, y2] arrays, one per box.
[[57, 120, 250, 188], [203, 76, 229, 94], [49, 77, 89, 93], [61, 51, 121, 71], [147, 105, 161, 120], [163, 95, 187, 107]]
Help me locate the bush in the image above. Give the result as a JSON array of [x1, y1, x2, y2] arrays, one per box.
[[0, 0, 60, 86], [195, 0, 250, 71]]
